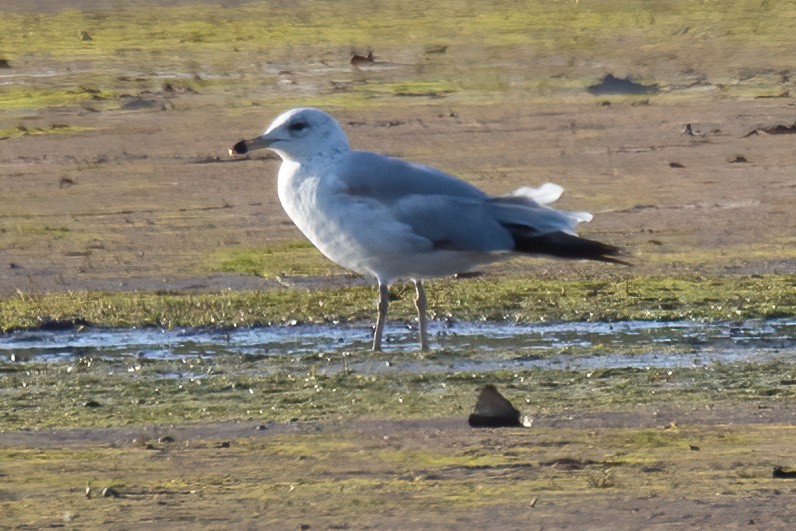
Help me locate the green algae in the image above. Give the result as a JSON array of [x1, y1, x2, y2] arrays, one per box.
[[0, 123, 92, 140], [1, 274, 793, 332], [213, 241, 345, 277], [1, 0, 794, 112], [1, 419, 794, 527], [1, 355, 793, 431]]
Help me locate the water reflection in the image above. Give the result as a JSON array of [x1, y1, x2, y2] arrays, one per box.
[[1, 319, 793, 373]]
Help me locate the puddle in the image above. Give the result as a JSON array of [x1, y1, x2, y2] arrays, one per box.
[[1, 319, 793, 374]]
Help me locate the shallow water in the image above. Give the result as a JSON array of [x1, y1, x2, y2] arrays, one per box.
[[2, 319, 793, 374]]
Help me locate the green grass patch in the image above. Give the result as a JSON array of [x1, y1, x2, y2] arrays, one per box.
[[2, 1, 793, 60], [2, 419, 793, 527], [352, 81, 461, 98], [0, 86, 115, 111], [0, 274, 793, 332], [1, 0, 793, 113], [1, 355, 794, 431], [213, 241, 345, 277], [0, 123, 93, 140]]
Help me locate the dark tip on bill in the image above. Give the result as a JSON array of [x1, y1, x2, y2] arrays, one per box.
[[230, 139, 248, 155]]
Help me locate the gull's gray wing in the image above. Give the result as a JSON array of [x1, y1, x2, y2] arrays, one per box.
[[333, 149, 608, 257], [337, 150, 488, 203], [391, 194, 515, 252], [336, 150, 514, 252]]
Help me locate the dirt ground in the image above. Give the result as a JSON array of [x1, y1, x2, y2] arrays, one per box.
[[1, 97, 795, 296], [1, 1, 795, 528], [2, 404, 795, 529]]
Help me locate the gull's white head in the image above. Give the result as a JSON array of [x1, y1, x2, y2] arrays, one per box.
[[230, 107, 350, 162]]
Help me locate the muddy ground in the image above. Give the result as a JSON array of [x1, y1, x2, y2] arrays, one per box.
[[2, 404, 796, 529], [1, 0, 795, 528], [1, 98, 795, 295]]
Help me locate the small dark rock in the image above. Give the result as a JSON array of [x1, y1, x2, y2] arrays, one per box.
[[669, 162, 685, 168], [454, 271, 483, 279], [0, 59, 11, 69], [349, 50, 374, 65], [773, 466, 796, 478], [743, 122, 796, 137], [217, 441, 231, 448], [689, 445, 701, 451], [729, 155, 749, 163], [101, 487, 120, 498], [255, 424, 268, 431], [754, 91, 790, 99], [587, 74, 659, 95], [681, 123, 698, 136], [83, 400, 102, 408], [762, 122, 796, 134], [424, 45, 448, 55], [540, 457, 596, 470], [158, 435, 175, 444], [468, 384, 522, 428]]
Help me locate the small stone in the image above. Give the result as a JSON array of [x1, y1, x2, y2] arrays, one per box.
[[773, 466, 796, 478], [468, 384, 523, 428], [158, 435, 176, 443], [101, 487, 120, 498]]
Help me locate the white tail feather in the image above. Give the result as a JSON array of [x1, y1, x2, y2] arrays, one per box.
[[510, 183, 563, 205]]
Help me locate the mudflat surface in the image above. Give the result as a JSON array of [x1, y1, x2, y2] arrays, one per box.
[[1, 1, 795, 528], [2, 405, 795, 529], [1, 2, 795, 294], [1, 98, 795, 296]]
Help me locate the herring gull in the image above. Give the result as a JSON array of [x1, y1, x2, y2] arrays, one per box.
[[230, 108, 625, 351]]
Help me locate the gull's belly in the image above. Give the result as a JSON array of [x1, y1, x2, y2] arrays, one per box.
[[278, 173, 382, 275], [278, 171, 497, 281]]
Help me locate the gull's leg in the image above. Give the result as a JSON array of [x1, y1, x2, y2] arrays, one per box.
[[373, 282, 390, 351], [413, 279, 429, 352]]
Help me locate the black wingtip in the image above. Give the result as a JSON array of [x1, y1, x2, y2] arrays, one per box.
[[508, 228, 631, 265]]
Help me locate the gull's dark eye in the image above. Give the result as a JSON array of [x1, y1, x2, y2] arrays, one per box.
[[288, 121, 308, 132]]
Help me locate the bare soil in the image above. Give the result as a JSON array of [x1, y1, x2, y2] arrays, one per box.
[[1, 97, 795, 295], [2, 404, 795, 529], [1, 1, 795, 527]]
